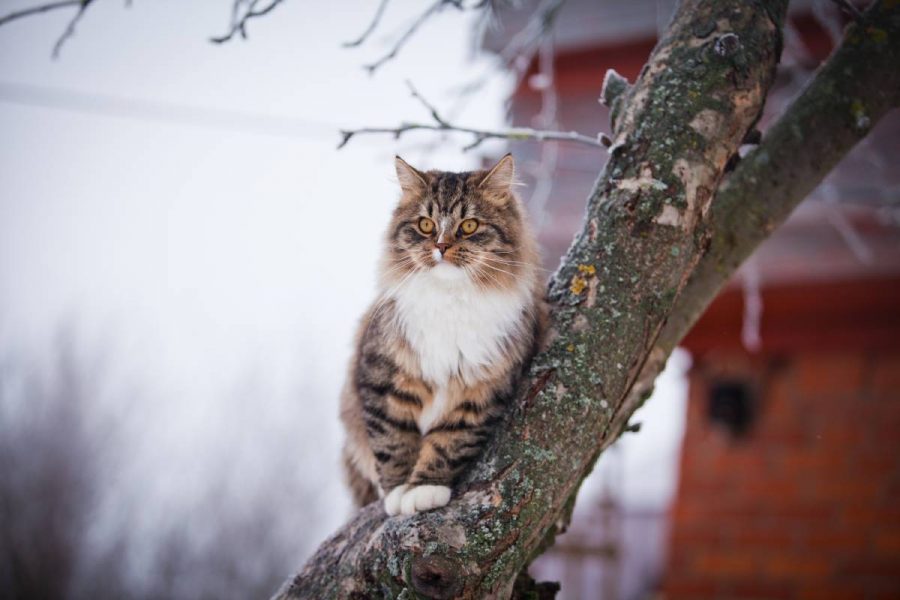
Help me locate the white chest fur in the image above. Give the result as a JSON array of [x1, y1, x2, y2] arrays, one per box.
[[390, 264, 530, 389]]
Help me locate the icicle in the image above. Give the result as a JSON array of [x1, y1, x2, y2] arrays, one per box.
[[741, 257, 763, 353]]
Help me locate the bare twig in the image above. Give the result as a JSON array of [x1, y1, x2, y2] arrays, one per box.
[[210, 0, 286, 44], [362, 0, 463, 74], [0, 0, 81, 27], [52, 0, 94, 59], [444, 0, 568, 121], [0, 0, 96, 58], [343, 0, 391, 47], [337, 81, 608, 150]]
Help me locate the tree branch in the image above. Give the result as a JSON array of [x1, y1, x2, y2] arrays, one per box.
[[361, 0, 466, 74], [338, 81, 608, 151], [342, 0, 391, 48], [657, 0, 900, 357], [275, 1, 791, 597], [0, 0, 96, 59], [210, 0, 287, 44], [0, 0, 81, 27], [51, 0, 93, 58]]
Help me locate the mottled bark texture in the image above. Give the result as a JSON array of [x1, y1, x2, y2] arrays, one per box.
[[274, 1, 897, 598], [658, 0, 900, 353]]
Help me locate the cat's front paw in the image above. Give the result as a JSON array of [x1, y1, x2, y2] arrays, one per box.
[[399, 485, 451, 516], [384, 484, 410, 516]]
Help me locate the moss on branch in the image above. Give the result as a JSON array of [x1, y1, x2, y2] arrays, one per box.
[[659, 0, 900, 354]]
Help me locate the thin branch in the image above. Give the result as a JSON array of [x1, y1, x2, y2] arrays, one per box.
[[443, 0, 568, 124], [0, 0, 96, 58], [210, 0, 286, 44], [342, 0, 391, 47], [337, 81, 608, 150], [362, 0, 460, 74], [407, 80, 447, 126], [52, 0, 94, 59], [0, 0, 81, 27]]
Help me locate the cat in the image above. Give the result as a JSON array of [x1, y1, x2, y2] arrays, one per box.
[[340, 153, 546, 516]]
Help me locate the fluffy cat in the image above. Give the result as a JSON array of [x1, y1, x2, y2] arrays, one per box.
[[340, 154, 546, 516]]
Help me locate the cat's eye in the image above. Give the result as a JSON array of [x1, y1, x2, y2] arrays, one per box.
[[418, 217, 435, 234], [459, 219, 479, 235]]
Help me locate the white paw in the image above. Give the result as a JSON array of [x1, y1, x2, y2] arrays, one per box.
[[384, 484, 410, 516], [399, 485, 451, 516]]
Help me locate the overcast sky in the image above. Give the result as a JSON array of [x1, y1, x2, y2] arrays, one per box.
[[0, 0, 686, 566]]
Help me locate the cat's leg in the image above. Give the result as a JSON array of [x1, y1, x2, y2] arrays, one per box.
[[342, 445, 380, 508], [400, 390, 505, 515], [361, 400, 421, 515], [357, 372, 431, 515]]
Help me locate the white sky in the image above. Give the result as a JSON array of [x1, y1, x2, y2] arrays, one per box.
[[0, 0, 686, 568]]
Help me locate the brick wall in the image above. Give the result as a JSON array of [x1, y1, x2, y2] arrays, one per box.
[[664, 350, 900, 599]]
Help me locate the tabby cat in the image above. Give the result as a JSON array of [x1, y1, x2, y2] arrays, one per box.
[[340, 154, 545, 516]]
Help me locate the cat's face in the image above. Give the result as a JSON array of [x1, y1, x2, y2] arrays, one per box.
[[383, 155, 533, 290]]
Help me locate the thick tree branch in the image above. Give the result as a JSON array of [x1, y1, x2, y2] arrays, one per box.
[[657, 0, 900, 357], [563, 1, 900, 534], [338, 81, 608, 151], [275, 1, 790, 598]]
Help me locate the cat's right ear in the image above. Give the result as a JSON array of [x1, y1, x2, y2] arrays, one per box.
[[395, 156, 428, 197]]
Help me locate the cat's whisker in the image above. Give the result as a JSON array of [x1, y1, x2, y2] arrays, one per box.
[[461, 264, 487, 291], [371, 265, 420, 318], [379, 257, 420, 282], [477, 261, 519, 280], [483, 257, 553, 273], [482, 255, 553, 273], [473, 263, 517, 290], [380, 262, 416, 281]]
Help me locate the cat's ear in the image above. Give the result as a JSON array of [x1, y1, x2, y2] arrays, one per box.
[[395, 156, 428, 196], [479, 153, 515, 198]]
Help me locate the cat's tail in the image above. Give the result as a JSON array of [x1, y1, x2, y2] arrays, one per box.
[[342, 447, 380, 508]]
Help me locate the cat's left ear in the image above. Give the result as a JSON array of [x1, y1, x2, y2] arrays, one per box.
[[479, 153, 515, 199]]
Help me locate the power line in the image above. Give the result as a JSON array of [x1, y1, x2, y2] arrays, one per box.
[[0, 81, 341, 142]]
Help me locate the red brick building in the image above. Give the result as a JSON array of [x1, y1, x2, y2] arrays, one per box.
[[485, 1, 900, 597], [671, 283, 900, 599]]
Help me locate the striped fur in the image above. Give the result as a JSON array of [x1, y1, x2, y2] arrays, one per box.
[[340, 154, 546, 515]]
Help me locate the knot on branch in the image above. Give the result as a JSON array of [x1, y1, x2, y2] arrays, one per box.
[[714, 33, 742, 57], [410, 554, 464, 599]]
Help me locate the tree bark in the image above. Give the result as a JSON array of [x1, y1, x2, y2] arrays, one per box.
[[274, 1, 897, 598], [657, 0, 900, 354]]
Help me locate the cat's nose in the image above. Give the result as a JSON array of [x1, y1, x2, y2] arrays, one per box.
[[435, 242, 450, 255]]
